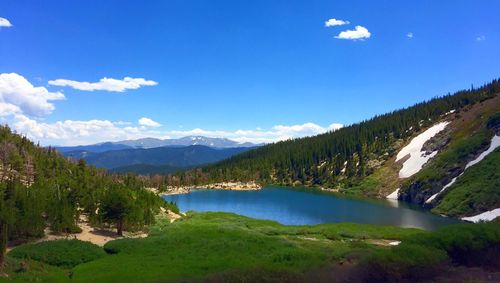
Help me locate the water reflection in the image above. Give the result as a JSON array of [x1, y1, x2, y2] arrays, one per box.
[[164, 186, 461, 230]]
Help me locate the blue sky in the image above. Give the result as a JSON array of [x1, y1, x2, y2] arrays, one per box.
[[0, 0, 499, 145]]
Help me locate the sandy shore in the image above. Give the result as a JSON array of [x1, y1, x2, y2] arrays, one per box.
[[6, 209, 183, 251], [162, 181, 262, 195], [36, 214, 148, 247]]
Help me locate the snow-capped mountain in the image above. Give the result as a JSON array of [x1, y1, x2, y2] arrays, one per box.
[[115, 136, 259, 149], [55, 136, 261, 153]]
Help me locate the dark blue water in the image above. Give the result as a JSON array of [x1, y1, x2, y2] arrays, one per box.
[[164, 186, 461, 230]]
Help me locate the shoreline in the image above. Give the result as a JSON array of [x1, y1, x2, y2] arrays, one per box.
[[161, 181, 262, 195]]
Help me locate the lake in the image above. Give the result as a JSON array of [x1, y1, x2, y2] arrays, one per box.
[[163, 186, 461, 230]]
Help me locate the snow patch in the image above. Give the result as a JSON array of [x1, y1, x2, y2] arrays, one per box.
[[424, 135, 500, 204], [317, 161, 327, 169], [396, 122, 450, 178], [340, 161, 347, 174], [386, 188, 399, 200], [465, 135, 500, 170], [462, 208, 500, 223], [425, 175, 461, 204]]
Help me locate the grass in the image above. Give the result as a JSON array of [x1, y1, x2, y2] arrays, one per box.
[[344, 158, 401, 197], [8, 240, 106, 268], [433, 149, 500, 216], [3, 212, 499, 282], [1, 257, 69, 282], [404, 222, 500, 268], [3, 212, 422, 282], [398, 107, 499, 213], [71, 212, 422, 282], [359, 222, 500, 282]]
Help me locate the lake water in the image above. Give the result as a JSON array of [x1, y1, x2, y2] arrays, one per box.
[[163, 186, 461, 230]]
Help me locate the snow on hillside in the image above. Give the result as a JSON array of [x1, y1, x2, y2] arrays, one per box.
[[462, 208, 500, 223], [425, 134, 500, 204], [425, 175, 460, 203], [396, 122, 450, 178], [386, 188, 399, 200], [464, 135, 500, 169]]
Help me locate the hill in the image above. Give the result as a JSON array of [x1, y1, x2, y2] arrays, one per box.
[[109, 163, 186, 175], [0, 125, 174, 268], [55, 142, 133, 153], [162, 79, 500, 219], [115, 136, 260, 148], [55, 136, 260, 153], [65, 145, 255, 170]]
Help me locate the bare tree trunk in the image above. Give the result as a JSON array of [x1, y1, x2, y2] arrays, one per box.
[[0, 222, 8, 271], [117, 219, 123, 236]]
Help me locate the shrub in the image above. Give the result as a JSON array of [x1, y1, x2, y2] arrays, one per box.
[[9, 240, 105, 268], [404, 223, 500, 269], [359, 244, 448, 282]]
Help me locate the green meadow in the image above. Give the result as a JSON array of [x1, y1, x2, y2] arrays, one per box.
[[3, 212, 499, 282]]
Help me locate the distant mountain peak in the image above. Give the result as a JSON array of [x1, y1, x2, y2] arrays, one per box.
[[55, 136, 262, 154], [113, 136, 261, 149]]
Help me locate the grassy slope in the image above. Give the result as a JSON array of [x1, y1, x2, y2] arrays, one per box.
[[399, 101, 499, 214], [3, 212, 422, 282], [8, 240, 105, 268], [343, 156, 401, 198], [433, 149, 500, 216], [347, 96, 499, 216], [4, 213, 500, 282]]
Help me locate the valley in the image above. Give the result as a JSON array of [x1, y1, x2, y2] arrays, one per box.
[[1, 79, 499, 282], [2, 2, 499, 281], [157, 80, 500, 221]]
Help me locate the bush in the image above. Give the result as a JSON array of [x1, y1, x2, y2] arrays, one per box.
[[9, 240, 105, 268], [404, 223, 500, 269], [360, 244, 448, 282]]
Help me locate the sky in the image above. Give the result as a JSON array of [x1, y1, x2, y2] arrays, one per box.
[[0, 0, 499, 146]]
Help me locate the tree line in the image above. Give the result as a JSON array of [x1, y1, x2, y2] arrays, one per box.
[[0, 126, 176, 269], [147, 79, 500, 190]]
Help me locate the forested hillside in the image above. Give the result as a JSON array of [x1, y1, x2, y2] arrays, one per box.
[[159, 80, 500, 217], [65, 145, 254, 170], [164, 80, 498, 185], [0, 126, 173, 268]]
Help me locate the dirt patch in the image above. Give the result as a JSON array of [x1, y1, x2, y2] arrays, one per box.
[[38, 215, 147, 247]]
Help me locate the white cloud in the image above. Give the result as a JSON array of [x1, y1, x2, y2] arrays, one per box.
[[48, 77, 158, 92], [0, 102, 21, 117], [0, 73, 65, 116], [325, 18, 349, 27], [0, 17, 12, 27], [407, 32, 414, 38], [7, 115, 343, 146], [476, 35, 485, 41], [335, 25, 371, 40], [155, 122, 343, 144], [328, 123, 343, 131], [138, 117, 161, 127], [1, 72, 343, 146], [12, 114, 147, 145]]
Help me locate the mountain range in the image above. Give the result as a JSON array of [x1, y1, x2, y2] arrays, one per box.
[[54, 136, 261, 174], [64, 145, 254, 171], [55, 136, 260, 153]]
